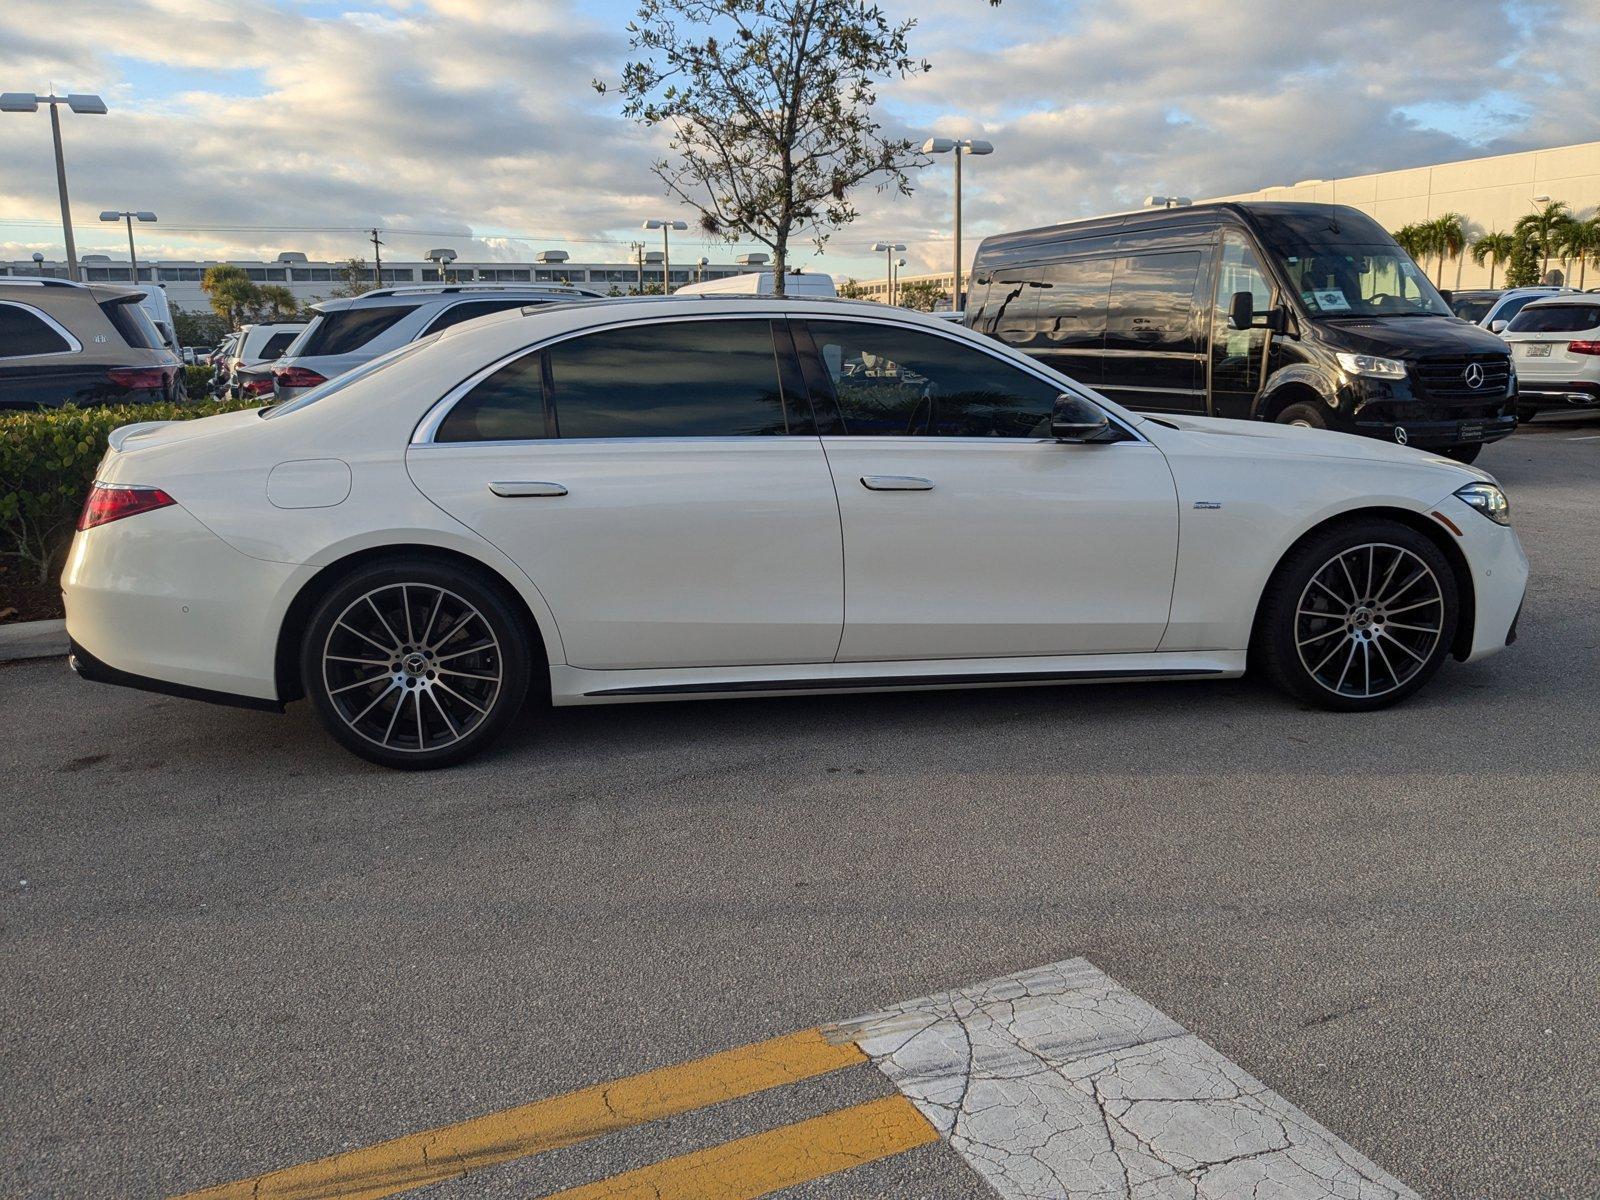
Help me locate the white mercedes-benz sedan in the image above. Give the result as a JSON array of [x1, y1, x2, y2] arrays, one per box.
[[62, 297, 1528, 769]]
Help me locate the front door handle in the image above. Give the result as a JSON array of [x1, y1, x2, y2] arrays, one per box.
[[860, 475, 934, 491], [488, 481, 568, 498]]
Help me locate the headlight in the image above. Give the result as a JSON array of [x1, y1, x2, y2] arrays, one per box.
[[1336, 351, 1408, 380], [1455, 482, 1511, 526]]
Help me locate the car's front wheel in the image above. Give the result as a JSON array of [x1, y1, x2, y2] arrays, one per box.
[[1253, 519, 1459, 711], [300, 561, 532, 769]]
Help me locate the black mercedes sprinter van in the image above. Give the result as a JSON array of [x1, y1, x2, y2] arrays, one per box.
[[966, 202, 1516, 462]]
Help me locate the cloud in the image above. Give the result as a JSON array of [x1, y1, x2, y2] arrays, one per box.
[[2, 0, 1597, 278]]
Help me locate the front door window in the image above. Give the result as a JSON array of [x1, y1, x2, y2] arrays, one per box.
[[1210, 232, 1271, 402]]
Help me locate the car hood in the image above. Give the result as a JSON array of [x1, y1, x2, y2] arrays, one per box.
[[1315, 314, 1508, 358], [1142, 413, 1492, 481]]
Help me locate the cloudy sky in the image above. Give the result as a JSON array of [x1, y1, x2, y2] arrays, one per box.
[[2, 0, 1598, 280]]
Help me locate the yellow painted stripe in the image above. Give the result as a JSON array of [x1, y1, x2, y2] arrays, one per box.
[[539, 1094, 938, 1200], [174, 1028, 864, 1200]]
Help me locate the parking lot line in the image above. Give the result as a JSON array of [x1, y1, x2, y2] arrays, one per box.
[[830, 958, 1420, 1199], [534, 1094, 938, 1199], [172, 1028, 864, 1200]]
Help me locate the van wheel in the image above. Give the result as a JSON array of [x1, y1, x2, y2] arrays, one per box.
[[1275, 402, 1328, 429], [300, 561, 532, 769], [1252, 518, 1458, 712], [1516, 406, 1538, 423], [1442, 443, 1482, 464]]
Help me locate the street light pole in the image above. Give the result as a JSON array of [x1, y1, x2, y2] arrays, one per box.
[[100, 210, 157, 285], [922, 136, 994, 311], [872, 242, 905, 304], [2, 92, 109, 283], [643, 219, 688, 293]]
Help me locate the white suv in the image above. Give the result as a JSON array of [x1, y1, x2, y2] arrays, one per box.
[[269, 283, 601, 401], [1501, 295, 1600, 420]]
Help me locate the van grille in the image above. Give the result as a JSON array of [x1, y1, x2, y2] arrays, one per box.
[[1412, 354, 1511, 401]]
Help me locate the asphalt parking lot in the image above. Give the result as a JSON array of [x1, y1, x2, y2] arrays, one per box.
[[2, 414, 1597, 1200]]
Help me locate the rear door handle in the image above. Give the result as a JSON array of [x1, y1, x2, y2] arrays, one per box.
[[488, 481, 568, 498], [860, 475, 934, 491]]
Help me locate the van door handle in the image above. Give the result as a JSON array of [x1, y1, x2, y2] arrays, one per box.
[[488, 481, 567, 498], [860, 475, 934, 491]]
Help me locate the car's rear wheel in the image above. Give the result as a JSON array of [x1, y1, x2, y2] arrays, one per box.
[[301, 561, 531, 769], [1253, 519, 1459, 711]]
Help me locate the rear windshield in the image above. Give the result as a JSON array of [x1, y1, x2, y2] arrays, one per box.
[[1450, 295, 1497, 323], [297, 304, 416, 357], [99, 299, 162, 349], [259, 331, 299, 360], [1506, 304, 1600, 334]]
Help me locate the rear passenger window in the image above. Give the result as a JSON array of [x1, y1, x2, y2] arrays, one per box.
[[0, 303, 73, 357], [298, 305, 415, 356], [547, 320, 792, 438], [260, 331, 298, 360], [435, 353, 546, 442], [423, 299, 536, 335], [801, 319, 1062, 437]]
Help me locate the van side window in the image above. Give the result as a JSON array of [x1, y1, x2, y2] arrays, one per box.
[[1035, 258, 1113, 352], [1106, 252, 1204, 349], [800, 319, 1061, 438], [1211, 233, 1271, 395]]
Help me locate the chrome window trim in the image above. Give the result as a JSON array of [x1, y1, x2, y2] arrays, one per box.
[[0, 300, 82, 359], [410, 310, 1147, 447]]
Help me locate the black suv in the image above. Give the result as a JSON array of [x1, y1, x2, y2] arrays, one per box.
[[0, 278, 184, 411]]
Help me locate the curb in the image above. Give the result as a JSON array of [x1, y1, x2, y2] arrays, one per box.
[[0, 619, 68, 663]]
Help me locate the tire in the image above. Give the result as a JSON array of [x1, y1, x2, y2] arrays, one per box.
[[1442, 442, 1482, 464], [1275, 401, 1329, 429], [1252, 518, 1459, 712], [1516, 406, 1538, 424], [300, 560, 532, 769]]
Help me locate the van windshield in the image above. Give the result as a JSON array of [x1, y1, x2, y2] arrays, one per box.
[[1276, 243, 1453, 319]]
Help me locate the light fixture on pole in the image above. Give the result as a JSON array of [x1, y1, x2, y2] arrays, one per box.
[[921, 136, 993, 310], [696, 256, 709, 284], [2, 91, 108, 282], [99, 210, 156, 286], [872, 242, 906, 304], [894, 257, 907, 305], [426, 248, 457, 284], [643, 219, 688, 293]]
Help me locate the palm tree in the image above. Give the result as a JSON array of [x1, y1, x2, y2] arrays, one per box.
[[1514, 200, 1573, 283], [1470, 231, 1516, 289], [1392, 223, 1426, 262], [1554, 214, 1600, 290], [1427, 213, 1468, 287]]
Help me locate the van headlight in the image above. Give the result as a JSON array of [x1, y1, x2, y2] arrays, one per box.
[[1336, 352, 1408, 380], [1455, 482, 1510, 526]]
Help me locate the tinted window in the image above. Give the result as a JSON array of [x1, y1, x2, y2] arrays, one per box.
[[298, 305, 416, 356], [801, 319, 1061, 438], [99, 300, 161, 349], [1106, 251, 1203, 345], [1211, 232, 1272, 395], [0, 303, 73, 357], [549, 320, 792, 438], [422, 298, 535, 335], [1506, 304, 1600, 333], [1450, 293, 1498, 323], [436, 352, 546, 442], [1035, 257, 1113, 349], [1494, 294, 1543, 325], [260, 331, 298, 360]]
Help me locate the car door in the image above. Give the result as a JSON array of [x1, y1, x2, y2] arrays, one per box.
[[406, 316, 845, 670], [1207, 229, 1276, 419], [793, 317, 1179, 662], [1100, 246, 1211, 413]]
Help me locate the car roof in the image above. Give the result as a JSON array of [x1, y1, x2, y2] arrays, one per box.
[[311, 283, 604, 313], [1517, 294, 1600, 308]]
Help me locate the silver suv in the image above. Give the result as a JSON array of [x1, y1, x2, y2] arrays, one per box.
[[269, 283, 601, 401]]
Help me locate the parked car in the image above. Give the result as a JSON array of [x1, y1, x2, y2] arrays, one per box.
[[1447, 289, 1502, 325], [225, 322, 306, 399], [269, 283, 601, 403], [63, 297, 1526, 769], [1476, 286, 1568, 332], [1499, 294, 1600, 420], [968, 202, 1517, 463], [0, 278, 183, 410], [675, 271, 836, 297]]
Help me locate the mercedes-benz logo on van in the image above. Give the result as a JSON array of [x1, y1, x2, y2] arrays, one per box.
[[1394, 427, 1409, 445], [1463, 362, 1486, 389]]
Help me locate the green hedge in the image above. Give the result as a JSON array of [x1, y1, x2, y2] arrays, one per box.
[[184, 363, 216, 398], [0, 399, 256, 585]]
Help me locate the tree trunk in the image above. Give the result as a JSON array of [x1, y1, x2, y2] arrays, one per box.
[[771, 239, 787, 298]]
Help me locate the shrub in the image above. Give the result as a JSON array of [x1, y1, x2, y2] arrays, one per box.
[[184, 363, 216, 398], [0, 399, 256, 585]]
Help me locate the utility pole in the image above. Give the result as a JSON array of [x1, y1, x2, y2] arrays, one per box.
[[369, 228, 384, 287], [630, 240, 646, 294]]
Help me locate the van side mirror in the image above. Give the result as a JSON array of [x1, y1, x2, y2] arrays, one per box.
[[1438, 289, 1453, 307], [1051, 394, 1112, 443], [1228, 290, 1254, 331]]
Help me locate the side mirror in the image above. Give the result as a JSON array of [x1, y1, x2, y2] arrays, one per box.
[[1228, 290, 1254, 331], [1438, 289, 1453, 306], [1490, 319, 1508, 333], [1051, 393, 1112, 443]]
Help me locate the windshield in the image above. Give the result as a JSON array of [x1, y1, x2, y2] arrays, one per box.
[[261, 335, 438, 418], [1278, 243, 1453, 318]]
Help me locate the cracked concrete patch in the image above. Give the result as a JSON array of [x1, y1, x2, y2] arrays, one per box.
[[826, 959, 1419, 1200]]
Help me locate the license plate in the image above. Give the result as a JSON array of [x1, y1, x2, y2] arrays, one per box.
[[1459, 421, 1485, 441], [1522, 343, 1552, 357]]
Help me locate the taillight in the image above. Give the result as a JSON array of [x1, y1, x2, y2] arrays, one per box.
[[273, 366, 327, 389], [1567, 340, 1600, 356], [107, 366, 172, 390], [240, 376, 275, 396], [78, 484, 176, 531]]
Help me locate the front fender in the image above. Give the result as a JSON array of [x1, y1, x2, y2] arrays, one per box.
[[1252, 364, 1342, 420]]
